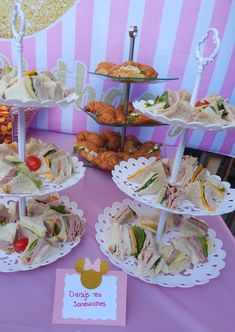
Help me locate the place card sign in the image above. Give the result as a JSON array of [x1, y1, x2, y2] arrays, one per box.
[[52, 268, 127, 326]]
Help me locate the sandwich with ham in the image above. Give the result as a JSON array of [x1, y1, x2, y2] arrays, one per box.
[[179, 217, 208, 237], [0, 204, 11, 224], [159, 243, 190, 274], [137, 247, 165, 278], [105, 223, 134, 260], [111, 205, 137, 224], [193, 95, 235, 125], [3, 70, 74, 102], [2, 167, 42, 194], [172, 235, 210, 265], [20, 235, 60, 265], [143, 90, 192, 121], [43, 207, 85, 242], [0, 222, 17, 251], [136, 232, 165, 277]]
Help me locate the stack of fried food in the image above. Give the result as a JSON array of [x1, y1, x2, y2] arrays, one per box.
[[84, 101, 159, 125], [0, 104, 12, 143], [73, 130, 161, 171], [95, 61, 158, 79]]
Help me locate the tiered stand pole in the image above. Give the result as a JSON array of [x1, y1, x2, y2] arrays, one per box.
[[156, 28, 221, 242], [12, 3, 26, 216], [120, 26, 138, 150]]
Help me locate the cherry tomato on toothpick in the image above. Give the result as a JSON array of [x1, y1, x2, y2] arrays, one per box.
[[14, 238, 29, 253], [195, 100, 209, 107], [26, 155, 41, 171]]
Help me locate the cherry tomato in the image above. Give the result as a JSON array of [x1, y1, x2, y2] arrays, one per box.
[[195, 100, 209, 107], [14, 238, 28, 253], [26, 155, 41, 171]]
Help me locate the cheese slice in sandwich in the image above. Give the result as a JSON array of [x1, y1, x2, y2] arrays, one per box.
[[19, 215, 47, 238], [186, 181, 215, 211], [0, 222, 17, 244], [127, 160, 163, 184], [204, 175, 227, 199], [140, 217, 158, 234], [192, 165, 207, 182], [3, 173, 40, 194], [135, 162, 167, 195], [43, 209, 69, 242]]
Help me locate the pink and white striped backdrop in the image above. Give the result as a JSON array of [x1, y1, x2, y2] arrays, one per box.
[[0, 0, 234, 156]]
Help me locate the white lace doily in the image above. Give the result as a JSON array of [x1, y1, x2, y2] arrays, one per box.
[[133, 100, 235, 131], [95, 199, 226, 287], [0, 195, 86, 272], [0, 92, 78, 109], [112, 157, 235, 216], [0, 157, 86, 197]]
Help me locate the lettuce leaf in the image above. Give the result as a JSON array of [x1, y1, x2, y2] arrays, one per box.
[[151, 256, 162, 269], [131, 226, 146, 258], [136, 173, 159, 192], [50, 204, 70, 215], [16, 166, 42, 188], [27, 239, 38, 253], [197, 235, 208, 257]]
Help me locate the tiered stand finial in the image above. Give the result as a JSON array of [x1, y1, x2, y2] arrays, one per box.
[[156, 28, 221, 242]]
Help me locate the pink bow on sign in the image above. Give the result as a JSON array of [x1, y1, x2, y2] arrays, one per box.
[[84, 258, 101, 272]]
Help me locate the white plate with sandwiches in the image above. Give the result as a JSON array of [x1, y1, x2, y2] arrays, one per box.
[[112, 157, 235, 216], [0, 195, 86, 272], [0, 138, 86, 197], [95, 199, 226, 287], [0, 68, 78, 108], [133, 91, 235, 131]]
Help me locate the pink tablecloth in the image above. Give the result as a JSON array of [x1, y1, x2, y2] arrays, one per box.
[[0, 129, 234, 332]]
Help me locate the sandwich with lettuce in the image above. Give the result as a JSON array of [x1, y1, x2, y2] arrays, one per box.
[[172, 235, 210, 265], [186, 175, 227, 211], [2, 69, 74, 102], [127, 160, 167, 203], [20, 235, 60, 265], [143, 90, 192, 121], [193, 95, 235, 125]]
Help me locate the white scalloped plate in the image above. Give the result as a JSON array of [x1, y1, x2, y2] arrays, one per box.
[[0, 92, 78, 109], [0, 195, 86, 272], [0, 157, 86, 198], [112, 157, 235, 216], [133, 100, 235, 131], [95, 199, 226, 287]]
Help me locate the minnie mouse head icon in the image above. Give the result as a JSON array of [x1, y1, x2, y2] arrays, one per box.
[[75, 258, 109, 289]]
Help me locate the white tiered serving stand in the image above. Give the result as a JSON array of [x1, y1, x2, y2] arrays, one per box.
[[0, 3, 86, 272], [105, 28, 235, 286], [112, 28, 235, 241]]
